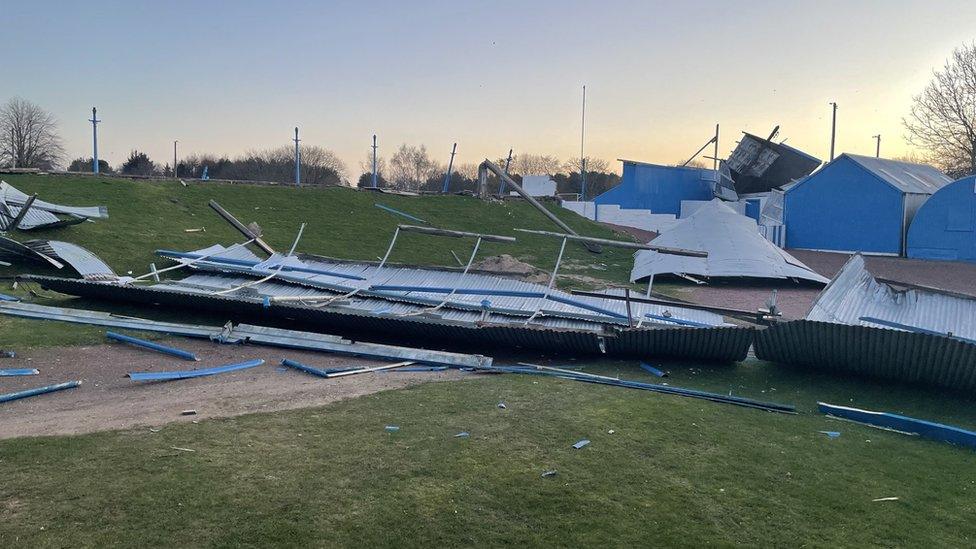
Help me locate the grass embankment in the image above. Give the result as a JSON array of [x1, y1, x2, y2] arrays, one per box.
[[2, 361, 976, 547], [0, 174, 649, 348]]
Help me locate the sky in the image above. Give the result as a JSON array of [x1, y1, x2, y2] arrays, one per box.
[[3, 0, 975, 180]]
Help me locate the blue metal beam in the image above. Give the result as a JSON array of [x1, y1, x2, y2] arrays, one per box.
[[819, 402, 976, 449], [106, 331, 199, 361], [0, 380, 81, 404], [0, 368, 39, 376], [127, 359, 264, 381], [155, 250, 366, 281], [374, 204, 427, 224]]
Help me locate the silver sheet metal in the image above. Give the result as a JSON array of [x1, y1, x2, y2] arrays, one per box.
[[806, 254, 976, 341], [0, 199, 83, 230], [0, 180, 108, 219], [24, 240, 117, 281]]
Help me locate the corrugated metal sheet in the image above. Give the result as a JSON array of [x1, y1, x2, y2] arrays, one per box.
[[631, 200, 828, 283], [0, 200, 83, 230], [27, 275, 754, 362], [845, 154, 952, 195], [727, 132, 821, 194], [0, 180, 108, 219], [806, 254, 976, 341], [754, 320, 976, 392], [24, 240, 118, 281]]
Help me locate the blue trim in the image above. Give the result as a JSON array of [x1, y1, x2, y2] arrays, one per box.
[[374, 203, 427, 224], [106, 331, 199, 361], [0, 380, 81, 403], [639, 362, 666, 377], [644, 313, 709, 327], [819, 402, 976, 449], [0, 368, 39, 376], [155, 250, 367, 281], [859, 317, 976, 345], [127, 359, 264, 381], [0, 293, 21, 302]]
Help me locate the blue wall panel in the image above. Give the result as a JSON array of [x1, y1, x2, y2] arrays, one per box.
[[907, 176, 976, 263], [744, 199, 761, 222], [785, 156, 904, 254], [594, 162, 714, 216]]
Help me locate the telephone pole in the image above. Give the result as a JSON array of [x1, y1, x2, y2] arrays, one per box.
[[173, 140, 178, 179], [829, 102, 838, 161], [293, 127, 301, 187], [580, 84, 587, 201], [872, 134, 881, 158], [89, 107, 100, 173], [442, 142, 457, 193], [371, 134, 378, 188]]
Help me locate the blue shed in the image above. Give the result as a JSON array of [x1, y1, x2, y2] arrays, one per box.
[[784, 154, 951, 255], [593, 160, 717, 216], [907, 176, 976, 262]]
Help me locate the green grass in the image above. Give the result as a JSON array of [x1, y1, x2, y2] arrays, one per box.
[[2, 360, 976, 547], [0, 174, 665, 348]]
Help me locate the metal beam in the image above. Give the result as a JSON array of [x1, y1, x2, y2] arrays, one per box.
[[8, 194, 36, 230], [207, 200, 276, 255], [513, 228, 707, 257], [397, 224, 516, 243]]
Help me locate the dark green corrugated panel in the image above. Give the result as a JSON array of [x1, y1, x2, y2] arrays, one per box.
[[27, 275, 753, 363], [755, 320, 976, 392]]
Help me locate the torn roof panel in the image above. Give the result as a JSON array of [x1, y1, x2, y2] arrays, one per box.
[[805, 254, 976, 341], [23, 241, 117, 281], [630, 199, 828, 283], [727, 132, 822, 194], [0, 180, 108, 219]]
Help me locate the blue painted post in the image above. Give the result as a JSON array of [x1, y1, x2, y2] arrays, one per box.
[[498, 148, 513, 194], [371, 134, 378, 188], [106, 331, 200, 361], [294, 127, 301, 187], [89, 107, 100, 174], [442, 142, 457, 193]]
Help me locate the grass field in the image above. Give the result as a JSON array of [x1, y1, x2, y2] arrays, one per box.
[[2, 174, 975, 547]]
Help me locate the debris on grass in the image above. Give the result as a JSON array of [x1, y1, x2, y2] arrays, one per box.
[[572, 439, 590, 449], [0, 380, 82, 404], [181, 409, 197, 416], [454, 432, 470, 438], [872, 497, 900, 502], [542, 470, 558, 478], [497, 402, 507, 409], [819, 431, 841, 438], [819, 402, 976, 450], [639, 362, 668, 377], [171, 446, 196, 453], [127, 359, 264, 381], [106, 331, 200, 361], [385, 425, 400, 432]]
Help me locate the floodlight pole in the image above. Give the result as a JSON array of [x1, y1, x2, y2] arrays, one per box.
[[829, 102, 838, 161], [441, 142, 457, 193], [89, 107, 100, 174], [873, 134, 881, 158], [498, 148, 513, 194], [173, 140, 178, 179], [580, 84, 587, 201], [294, 127, 301, 187], [713, 123, 720, 170], [371, 134, 378, 188]]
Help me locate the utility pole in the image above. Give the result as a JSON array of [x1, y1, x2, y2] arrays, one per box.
[[293, 127, 301, 187], [829, 102, 838, 161], [441, 142, 457, 193], [173, 140, 178, 179], [371, 134, 378, 188], [873, 134, 881, 158], [713, 123, 720, 170], [89, 107, 100, 174], [580, 84, 587, 201], [498, 148, 513, 194]]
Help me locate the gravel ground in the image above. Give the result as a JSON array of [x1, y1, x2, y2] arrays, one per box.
[[0, 339, 467, 439], [686, 250, 976, 320]]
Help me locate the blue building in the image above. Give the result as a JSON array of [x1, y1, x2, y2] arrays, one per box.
[[907, 175, 976, 263], [784, 154, 951, 255], [593, 160, 717, 216]]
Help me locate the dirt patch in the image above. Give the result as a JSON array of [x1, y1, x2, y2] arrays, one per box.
[[472, 254, 550, 283], [0, 339, 467, 439], [599, 221, 657, 243]]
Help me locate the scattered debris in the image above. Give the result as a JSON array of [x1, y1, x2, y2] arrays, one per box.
[[0, 368, 39, 376], [0, 292, 20, 302], [0, 180, 108, 231], [497, 402, 506, 409], [181, 409, 197, 416], [1, 350, 16, 358], [454, 432, 470, 438], [572, 439, 590, 449], [819, 431, 841, 438], [872, 497, 900, 502], [639, 362, 667, 377], [819, 402, 976, 449], [0, 380, 82, 404], [106, 331, 199, 361], [385, 425, 400, 432], [184, 228, 206, 233], [171, 446, 195, 452], [374, 203, 427, 224], [128, 359, 264, 381], [541, 470, 558, 478]]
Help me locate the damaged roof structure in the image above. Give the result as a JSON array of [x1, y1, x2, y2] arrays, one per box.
[[630, 199, 828, 283], [756, 254, 976, 392], [0, 236, 116, 279], [726, 129, 822, 194], [0, 180, 108, 231]]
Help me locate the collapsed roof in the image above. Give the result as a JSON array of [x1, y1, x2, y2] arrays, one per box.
[[726, 131, 821, 194], [630, 199, 829, 283], [0, 235, 116, 279]]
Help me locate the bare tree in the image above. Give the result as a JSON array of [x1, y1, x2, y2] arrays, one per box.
[[563, 156, 610, 174], [388, 144, 442, 190], [904, 43, 976, 178], [0, 98, 65, 169], [511, 153, 562, 176]]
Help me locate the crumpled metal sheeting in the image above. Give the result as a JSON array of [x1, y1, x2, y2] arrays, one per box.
[[23, 240, 117, 281], [161, 244, 728, 327], [28, 275, 755, 363], [0, 235, 63, 269], [755, 320, 976, 392], [0, 180, 108, 219], [806, 254, 976, 341], [0, 199, 84, 231]]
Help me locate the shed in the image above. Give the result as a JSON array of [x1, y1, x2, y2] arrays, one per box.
[[784, 154, 951, 255], [727, 132, 822, 194], [907, 175, 976, 262], [593, 160, 717, 216]]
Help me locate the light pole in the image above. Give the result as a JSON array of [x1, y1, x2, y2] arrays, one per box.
[[872, 134, 881, 158], [371, 134, 378, 188], [293, 127, 301, 187], [173, 140, 178, 179], [441, 142, 457, 193], [89, 107, 100, 174], [580, 84, 587, 201], [829, 102, 838, 161]]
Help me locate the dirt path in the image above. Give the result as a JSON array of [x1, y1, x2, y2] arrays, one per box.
[[0, 339, 466, 439]]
